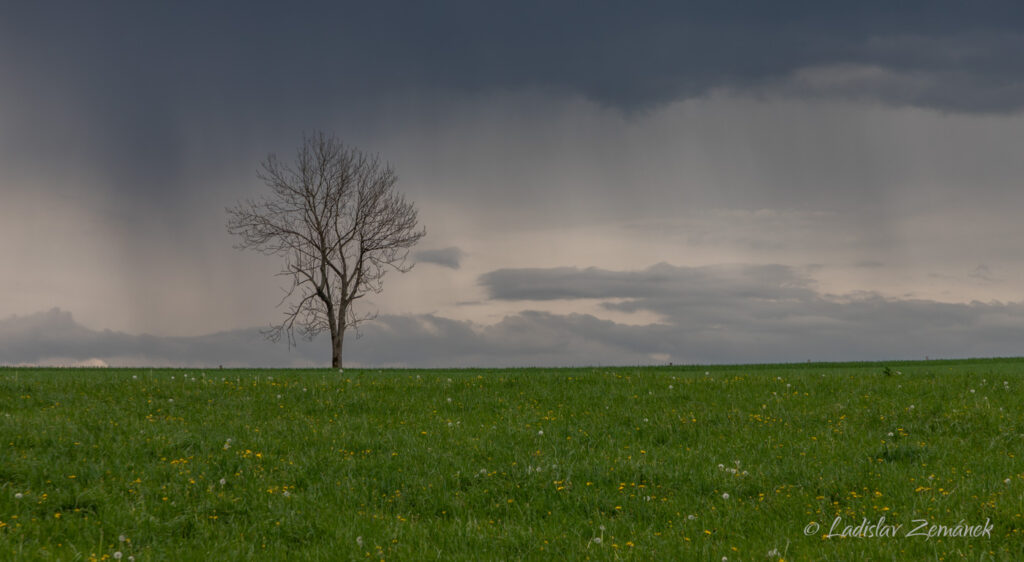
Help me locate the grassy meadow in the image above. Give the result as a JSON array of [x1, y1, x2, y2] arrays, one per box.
[[1, 359, 1023, 560]]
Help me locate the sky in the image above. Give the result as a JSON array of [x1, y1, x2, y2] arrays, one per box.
[[4, 1, 1024, 367]]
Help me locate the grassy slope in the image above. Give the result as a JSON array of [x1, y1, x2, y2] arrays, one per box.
[[1, 359, 1023, 560]]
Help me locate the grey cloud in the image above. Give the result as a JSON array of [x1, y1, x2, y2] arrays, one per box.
[[476, 263, 1024, 363], [4, 2, 1024, 118], [480, 263, 814, 303], [415, 247, 465, 269], [9, 259, 1024, 367], [0, 309, 327, 368]]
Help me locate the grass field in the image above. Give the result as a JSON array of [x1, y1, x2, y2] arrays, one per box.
[[1, 359, 1023, 560]]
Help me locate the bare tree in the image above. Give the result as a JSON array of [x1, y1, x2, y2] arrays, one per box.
[[226, 132, 425, 368]]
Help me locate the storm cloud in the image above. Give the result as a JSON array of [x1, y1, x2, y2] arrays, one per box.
[[3, 3, 1024, 366], [5, 2, 1024, 115]]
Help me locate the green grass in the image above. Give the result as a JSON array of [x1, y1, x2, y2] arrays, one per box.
[[2, 359, 1023, 560]]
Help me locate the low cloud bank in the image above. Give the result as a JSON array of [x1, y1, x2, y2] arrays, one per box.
[[5, 263, 1024, 367]]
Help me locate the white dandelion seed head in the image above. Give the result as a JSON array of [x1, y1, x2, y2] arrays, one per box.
[[767, 548, 780, 557], [118, 534, 127, 542], [538, 430, 544, 436], [113, 552, 122, 560], [909, 405, 915, 409], [282, 491, 290, 497], [14, 493, 23, 499], [1005, 478, 1012, 484], [356, 536, 363, 547], [446, 397, 452, 403], [132, 375, 138, 379], [668, 385, 674, 389], [687, 514, 696, 520], [888, 432, 894, 437], [219, 478, 227, 486], [722, 492, 730, 500], [970, 389, 975, 393], [717, 464, 725, 470], [592, 537, 602, 544]]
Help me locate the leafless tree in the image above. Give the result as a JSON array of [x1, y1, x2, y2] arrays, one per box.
[[226, 132, 425, 368]]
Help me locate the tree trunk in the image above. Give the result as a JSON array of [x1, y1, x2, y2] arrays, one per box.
[[334, 327, 345, 369], [331, 303, 345, 369]]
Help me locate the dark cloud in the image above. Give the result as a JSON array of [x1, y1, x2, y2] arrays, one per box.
[[0, 309, 327, 368], [3, 2, 1024, 119], [480, 263, 814, 303], [415, 247, 465, 269], [8, 260, 1024, 367]]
